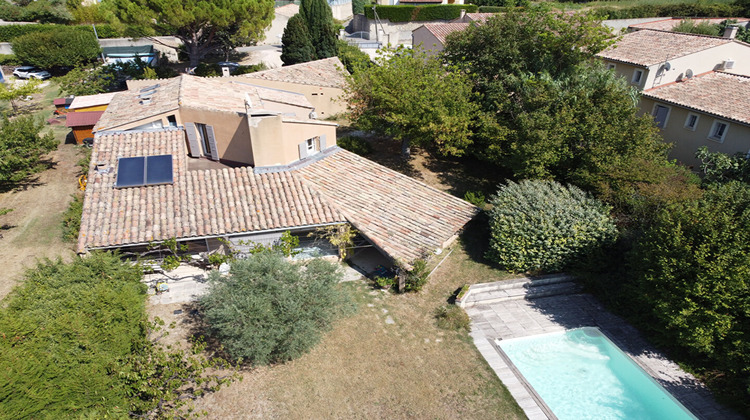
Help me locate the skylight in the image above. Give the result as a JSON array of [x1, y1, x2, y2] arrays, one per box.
[[115, 155, 173, 188]]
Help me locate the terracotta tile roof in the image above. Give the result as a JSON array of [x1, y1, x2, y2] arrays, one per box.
[[94, 75, 314, 131], [464, 12, 496, 23], [419, 23, 470, 44], [643, 71, 750, 126], [65, 111, 104, 128], [68, 92, 118, 110], [242, 57, 349, 89], [597, 29, 732, 67], [77, 129, 344, 252], [296, 148, 478, 264], [78, 131, 477, 265], [629, 17, 750, 32]]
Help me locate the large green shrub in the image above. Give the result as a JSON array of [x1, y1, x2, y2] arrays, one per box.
[[0, 253, 145, 418], [337, 39, 371, 73], [627, 182, 750, 412], [200, 252, 350, 365], [12, 26, 100, 69], [365, 4, 478, 22], [0, 24, 123, 42], [590, 3, 742, 20], [486, 180, 617, 273], [0, 115, 57, 189], [281, 13, 315, 66]]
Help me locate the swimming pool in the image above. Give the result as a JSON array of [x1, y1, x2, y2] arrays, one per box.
[[496, 327, 697, 420]]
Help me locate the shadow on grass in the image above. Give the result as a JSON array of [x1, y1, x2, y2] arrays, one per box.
[[420, 153, 511, 199]]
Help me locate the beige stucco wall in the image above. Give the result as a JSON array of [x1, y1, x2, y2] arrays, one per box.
[[180, 107, 254, 165], [604, 42, 750, 90], [249, 116, 337, 167], [412, 27, 444, 58], [242, 78, 346, 117], [641, 97, 750, 167], [602, 59, 650, 89]]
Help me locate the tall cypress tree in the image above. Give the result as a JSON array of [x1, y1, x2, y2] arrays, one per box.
[[300, 0, 337, 59], [281, 14, 316, 66]]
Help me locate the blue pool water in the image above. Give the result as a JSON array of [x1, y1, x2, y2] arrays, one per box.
[[497, 327, 697, 420]]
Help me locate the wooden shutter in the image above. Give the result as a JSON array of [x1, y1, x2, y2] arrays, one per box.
[[319, 134, 327, 150], [298, 142, 308, 160], [206, 125, 219, 161], [183, 122, 201, 157]]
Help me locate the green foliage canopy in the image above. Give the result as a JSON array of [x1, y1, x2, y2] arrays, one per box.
[[0, 78, 41, 113], [627, 182, 750, 404], [696, 146, 750, 185], [200, 252, 350, 365], [11, 26, 100, 69], [0, 115, 56, 189], [103, 0, 274, 66], [344, 48, 478, 156], [281, 14, 315, 66], [300, 0, 337, 59], [487, 180, 617, 273]]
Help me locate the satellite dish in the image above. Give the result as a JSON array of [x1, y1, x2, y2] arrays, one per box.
[[685, 69, 694, 79], [663, 62, 672, 71]]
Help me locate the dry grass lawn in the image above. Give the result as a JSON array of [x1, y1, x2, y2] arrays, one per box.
[[0, 81, 82, 301], [153, 242, 522, 419]]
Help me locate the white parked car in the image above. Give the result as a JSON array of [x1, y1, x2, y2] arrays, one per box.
[[13, 66, 51, 80]]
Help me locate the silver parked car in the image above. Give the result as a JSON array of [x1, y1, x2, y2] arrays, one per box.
[[13, 66, 51, 80]]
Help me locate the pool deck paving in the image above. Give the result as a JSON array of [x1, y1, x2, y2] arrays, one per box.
[[465, 285, 742, 420]]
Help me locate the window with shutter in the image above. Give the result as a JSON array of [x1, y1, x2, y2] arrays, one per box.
[[184, 122, 201, 157], [205, 125, 219, 161]]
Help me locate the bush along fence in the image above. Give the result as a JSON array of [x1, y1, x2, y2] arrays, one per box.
[[365, 4, 478, 22], [590, 3, 744, 20], [0, 24, 170, 43]]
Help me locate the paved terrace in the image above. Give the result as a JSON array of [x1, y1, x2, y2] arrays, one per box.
[[465, 289, 742, 420]]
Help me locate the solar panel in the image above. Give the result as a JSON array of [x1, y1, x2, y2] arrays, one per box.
[[115, 154, 174, 188], [146, 155, 174, 185], [116, 157, 145, 187], [140, 84, 160, 92]]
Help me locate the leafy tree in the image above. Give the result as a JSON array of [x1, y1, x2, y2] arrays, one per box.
[[627, 182, 750, 409], [103, 0, 274, 67], [0, 78, 41, 114], [344, 47, 478, 156], [0, 115, 56, 189], [11, 26, 100, 69], [487, 179, 617, 273], [300, 0, 337, 59], [57, 59, 160, 95], [281, 14, 315, 66], [696, 146, 750, 185], [337, 39, 371, 73], [200, 251, 350, 365], [443, 8, 672, 199]]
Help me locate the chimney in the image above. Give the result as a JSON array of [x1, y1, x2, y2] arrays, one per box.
[[460, 9, 466, 19], [723, 25, 739, 39]]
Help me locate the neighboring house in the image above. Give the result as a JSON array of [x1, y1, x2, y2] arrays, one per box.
[[241, 57, 349, 117], [65, 111, 104, 144], [641, 71, 750, 167], [412, 23, 469, 56], [628, 17, 750, 32], [102, 45, 157, 66], [596, 29, 750, 90], [78, 106, 477, 267], [451, 12, 496, 24], [68, 92, 118, 113], [54, 96, 74, 114]]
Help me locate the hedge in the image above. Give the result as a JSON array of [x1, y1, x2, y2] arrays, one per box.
[[589, 3, 744, 20], [0, 24, 140, 42], [365, 4, 478, 22]]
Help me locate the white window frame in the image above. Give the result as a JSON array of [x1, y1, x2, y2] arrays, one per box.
[[684, 113, 699, 131], [632, 69, 644, 85], [708, 120, 729, 143], [306, 137, 318, 155], [651, 103, 671, 129]]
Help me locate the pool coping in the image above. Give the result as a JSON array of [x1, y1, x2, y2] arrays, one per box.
[[465, 292, 742, 420]]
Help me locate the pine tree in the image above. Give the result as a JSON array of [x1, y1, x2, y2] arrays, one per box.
[[300, 0, 338, 59], [281, 14, 316, 65]]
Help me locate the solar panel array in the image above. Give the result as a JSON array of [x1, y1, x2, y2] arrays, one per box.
[[115, 154, 173, 188]]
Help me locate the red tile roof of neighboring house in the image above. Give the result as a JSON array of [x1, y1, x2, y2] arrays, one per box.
[[643, 71, 750, 126], [597, 29, 732, 67], [54, 97, 73, 106], [77, 129, 344, 253], [65, 111, 104, 128], [629, 17, 750, 32], [419, 23, 470, 44], [296, 148, 478, 264], [463, 12, 496, 23], [241, 57, 349, 89], [78, 129, 478, 264]]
